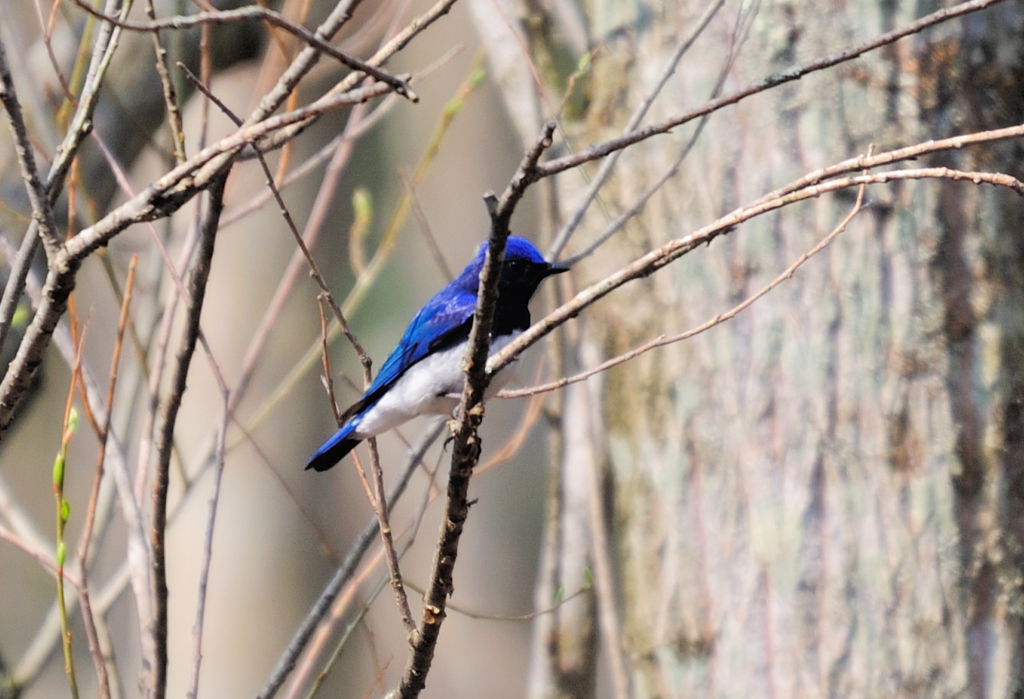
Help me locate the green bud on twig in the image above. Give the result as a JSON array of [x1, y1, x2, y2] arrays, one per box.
[[53, 454, 65, 487]]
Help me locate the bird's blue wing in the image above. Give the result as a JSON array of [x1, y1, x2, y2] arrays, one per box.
[[306, 288, 476, 472], [365, 285, 478, 397]]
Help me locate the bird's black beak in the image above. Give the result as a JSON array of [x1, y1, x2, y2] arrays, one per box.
[[545, 260, 570, 276]]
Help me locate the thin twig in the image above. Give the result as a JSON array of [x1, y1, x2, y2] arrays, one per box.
[[144, 0, 187, 164], [149, 175, 228, 699], [367, 436, 419, 639], [232, 102, 371, 409], [76, 256, 137, 699], [0, 0, 128, 354], [186, 390, 230, 699], [33, 0, 75, 103], [547, 0, 726, 257], [487, 158, 1024, 380], [220, 101, 386, 227], [0, 37, 62, 260], [403, 579, 591, 622], [220, 44, 462, 229], [0, 79, 392, 437], [10, 301, 150, 698], [176, 62, 372, 368], [317, 295, 343, 426], [71, 0, 418, 101], [229, 49, 485, 446], [298, 577, 393, 699], [287, 431, 447, 699], [560, 0, 747, 266], [535, 0, 1010, 181], [505, 180, 872, 398], [290, 445, 447, 699], [478, 383, 547, 475], [399, 169, 452, 281], [249, 0, 458, 154], [85, 130, 199, 504], [0, 523, 83, 587]]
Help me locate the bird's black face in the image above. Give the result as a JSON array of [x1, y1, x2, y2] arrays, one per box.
[[499, 257, 568, 299], [491, 255, 567, 335]]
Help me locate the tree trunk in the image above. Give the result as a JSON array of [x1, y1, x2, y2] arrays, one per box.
[[473, 0, 1024, 695]]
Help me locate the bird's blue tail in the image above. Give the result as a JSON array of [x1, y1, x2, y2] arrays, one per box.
[[306, 425, 361, 472]]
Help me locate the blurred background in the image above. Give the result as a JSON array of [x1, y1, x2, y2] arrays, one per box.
[[0, 0, 1022, 697]]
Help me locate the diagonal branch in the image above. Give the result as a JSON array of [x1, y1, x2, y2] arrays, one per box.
[[0, 0, 128, 354], [488, 159, 1024, 380], [534, 0, 1009, 182], [247, 0, 459, 155], [503, 181, 872, 398], [258, 423, 445, 699], [546, 0, 726, 257], [0, 80, 391, 438], [70, 0, 417, 102]]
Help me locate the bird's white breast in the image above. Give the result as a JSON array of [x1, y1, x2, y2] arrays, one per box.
[[351, 332, 521, 439]]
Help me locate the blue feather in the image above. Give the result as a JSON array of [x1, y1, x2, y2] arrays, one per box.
[[306, 236, 565, 472]]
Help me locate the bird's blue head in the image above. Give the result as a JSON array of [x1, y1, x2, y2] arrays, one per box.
[[457, 236, 566, 295], [453, 236, 567, 334]]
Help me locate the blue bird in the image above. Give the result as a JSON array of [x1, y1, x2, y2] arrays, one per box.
[[306, 236, 567, 472]]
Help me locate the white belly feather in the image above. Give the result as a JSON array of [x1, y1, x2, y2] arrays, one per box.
[[351, 332, 521, 439]]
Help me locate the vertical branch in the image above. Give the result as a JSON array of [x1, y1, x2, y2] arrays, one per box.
[[366, 436, 418, 639], [76, 256, 136, 699], [0, 37, 62, 260], [145, 0, 187, 164], [185, 394, 230, 699], [397, 224, 508, 697], [149, 173, 228, 699], [55, 331, 86, 699], [397, 120, 556, 698]]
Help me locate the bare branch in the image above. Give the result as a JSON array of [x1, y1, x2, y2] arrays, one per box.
[[177, 62, 372, 370], [366, 436, 419, 640], [186, 394, 230, 699], [250, 0, 459, 154], [0, 80, 391, 436], [70, 0, 418, 102], [397, 120, 558, 697], [547, 0, 726, 257], [149, 175, 227, 699], [258, 423, 445, 699], [503, 174, 870, 396], [488, 139, 1024, 379], [0, 37, 62, 260], [76, 256, 137, 699], [144, 0, 187, 164], [535, 0, 1010, 181], [0, 0, 128, 354]]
